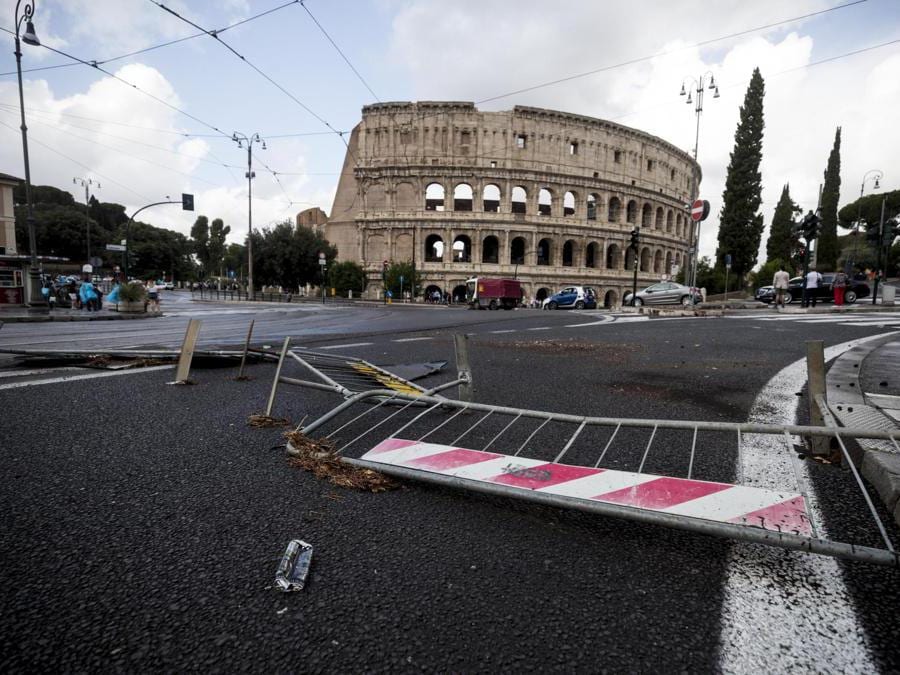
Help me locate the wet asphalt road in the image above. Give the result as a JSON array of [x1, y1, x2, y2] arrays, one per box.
[[1, 295, 899, 671]]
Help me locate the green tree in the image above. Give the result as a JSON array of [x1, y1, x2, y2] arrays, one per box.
[[816, 127, 842, 269], [14, 183, 76, 207], [750, 258, 790, 291], [190, 215, 210, 277], [765, 184, 802, 264], [223, 243, 246, 280], [250, 220, 336, 290], [715, 68, 765, 280], [208, 218, 231, 277], [118, 221, 194, 281], [384, 261, 422, 297], [329, 260, 367, 297]]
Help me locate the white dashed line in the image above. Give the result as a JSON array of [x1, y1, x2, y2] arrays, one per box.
[[392, 337, 433, 342], [490, 329, 516, 334], [318, 342, 373, 350], [0, 365, 174, 390], [527, 327, 552, 331]]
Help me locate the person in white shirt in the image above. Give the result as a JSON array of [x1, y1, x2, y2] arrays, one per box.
[[802, 265, 823, 308], [772, 266, 790, 308]]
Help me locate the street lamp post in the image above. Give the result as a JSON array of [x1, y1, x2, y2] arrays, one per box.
[[679, 72, 719, 291], [73, 177, 100, 263], [14, 0, 45, 307], [856, 170, 882, 230], [232, 132, 266, 301]]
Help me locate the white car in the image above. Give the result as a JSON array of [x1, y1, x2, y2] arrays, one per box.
[[159, 281, 175, 290]]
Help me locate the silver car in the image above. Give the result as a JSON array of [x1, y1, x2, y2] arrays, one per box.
[[623, 282, 701, 307]]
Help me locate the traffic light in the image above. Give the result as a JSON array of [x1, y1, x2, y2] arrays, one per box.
[[868, 218, 899, 247], [630, 227, 640, 249], [382, 260, 389, 280], [181, 193, 194, 211], [800, 210, 820, 241]]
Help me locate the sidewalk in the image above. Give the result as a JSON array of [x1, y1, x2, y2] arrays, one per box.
[[0, 306, 159, 323], [826, 334, 900, 526]]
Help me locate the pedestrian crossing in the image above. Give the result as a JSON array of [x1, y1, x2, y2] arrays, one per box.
[[729, 311, 900, 328]]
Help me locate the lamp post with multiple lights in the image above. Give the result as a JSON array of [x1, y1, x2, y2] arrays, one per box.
[[14, 0, 44, 306], [679, 72, 719, 291], [73, 177, 100, 263], [856, 169, 882, 230], [232, 132, 266, 300]]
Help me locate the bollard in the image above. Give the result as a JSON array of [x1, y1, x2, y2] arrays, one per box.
[[805, 340, 829, 455], [454, 333, 473, 403], [173, 319, 202, 384], [265, 336, 291, 417]]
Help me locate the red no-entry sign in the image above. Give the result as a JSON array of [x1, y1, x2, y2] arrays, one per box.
[[691, 199, 710, 222]]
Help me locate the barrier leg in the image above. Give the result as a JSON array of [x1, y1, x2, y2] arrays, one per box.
[[454, 333, 473, 403], [173, 319, 202, 384], [806, 340, 829, 455], [266, 336, 291, 416], [236, 319, 255, 380]]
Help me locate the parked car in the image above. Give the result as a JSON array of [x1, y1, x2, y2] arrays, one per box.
[[542, 285, 598, 310], [623, 282, 701, 307], [755, 274, 869, 305]]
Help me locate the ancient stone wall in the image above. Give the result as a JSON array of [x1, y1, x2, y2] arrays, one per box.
[[326, 101, 701, 305]]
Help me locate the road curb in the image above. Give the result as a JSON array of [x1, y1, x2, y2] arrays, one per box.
[[0, 312, 160, 323]]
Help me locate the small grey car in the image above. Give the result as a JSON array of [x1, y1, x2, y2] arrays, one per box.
[[623, 282, 701, 307]]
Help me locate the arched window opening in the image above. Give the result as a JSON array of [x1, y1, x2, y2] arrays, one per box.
[[587, 193, 598, 221], [536, 287, 552, 302], [642, 203, 652, 228], [452, 285, 467, 303], [483, 184, 501, 213], [653, 249, 663, 274], [562, 240, 575, 267], [676, 214, 683, 238], [511, 186, 527, 214], [608, 197, 621, 222], [655, 207, 664, 230], [626, 200, 638, 224], [452, 235, 471, 263], [424, 284, 442, 302], [640, 247, 651, 272], [482, 235, 499, 264], [666, 210, 674, 233], [606, 244, 621, 269], [453, 183, 473, 211], [425, 234, 444, 262], [537, 238, 552, 266], [510, 236, 526, 264], [563, 191, 576, 217], [604, 290, 618, 308], [425, 183, 445, 211], [585, 242, 597, 268], [538, 188, 553, 216]]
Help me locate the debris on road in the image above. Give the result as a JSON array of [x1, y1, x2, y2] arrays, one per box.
[[274, 539, 313, 592], [248, 414, 291, 428], [285, 430, 399, 492]]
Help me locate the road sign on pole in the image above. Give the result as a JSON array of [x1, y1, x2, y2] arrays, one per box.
[[691, 199, 710, 222], [106, 244, 126, 252]]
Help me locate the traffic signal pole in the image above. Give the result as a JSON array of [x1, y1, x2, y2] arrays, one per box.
[[873, 196, 886, 305], [630, 227, 640, 306]]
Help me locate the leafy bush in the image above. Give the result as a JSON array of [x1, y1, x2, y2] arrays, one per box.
[[117, 281, 146, 302]]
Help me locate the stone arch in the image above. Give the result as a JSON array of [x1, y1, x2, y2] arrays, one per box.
[[482, 235, 499, 263], [665, 251, 674, 275], [562, 239, 575, 267], [653, 249, 663, 274], [364, 183, 386, 211], [585, 241, 598, 268], [453, 183, 474, 211], [425, 234, 444, 262], [425, 182, 445, 211], [451, 284, 467, 303], [655, 207, 664, 230], [587, 193, 600, 221], [608, 197, 621, 222], [510, 236, 526, 264], [536, 287, 552, 302], [511, 186, 528, 214], [563, 191, 576, 217], [666, 210, 674, 233], [626, 200, 638, 224], [538, 188, 553, 216], [642, 202, 652, 228], [640, 246, 652, 272], [395, 181, 416, 209], [367, 234, 387, 262], [395, 233, 412, 261], [606, 243, 621, 269], [537, 238, 553, 265], [483, 183, 501, 212], [625, 247, 636, 270], [452, 235, 472, 262], [424, 284, 442, 302], [603, 290, 618, 308]]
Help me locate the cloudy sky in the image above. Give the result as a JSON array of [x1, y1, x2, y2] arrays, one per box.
[[2, 0, 899, 264]]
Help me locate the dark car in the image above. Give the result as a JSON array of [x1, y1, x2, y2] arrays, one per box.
[[755, 274, 870, 305]]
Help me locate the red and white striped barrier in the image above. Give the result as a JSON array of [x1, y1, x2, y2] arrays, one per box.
[[362, 438, 811, 535]]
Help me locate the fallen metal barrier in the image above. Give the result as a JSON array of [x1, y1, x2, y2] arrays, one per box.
[[295, 388, 899, 566]]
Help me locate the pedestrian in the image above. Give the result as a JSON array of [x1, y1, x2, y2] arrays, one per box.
[[832, 269, 848, 306], [147, 280, 160, 311], [802, 265, 823, 308], [772, 265, 790, 308], [79, 278, 99, 311]]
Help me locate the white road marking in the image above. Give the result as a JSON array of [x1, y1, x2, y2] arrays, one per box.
[[318, 342, 373, 350], [490, 329, 516, 334], [392, 337, 433, 342], [565, 315, 615, 327], [0, 364, 174, 390], [718, 331, 898, 672], [526, 326, 552, 331], [0, 367, 84, 379]]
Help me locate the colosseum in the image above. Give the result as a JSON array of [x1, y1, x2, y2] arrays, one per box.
[[326, 101, 701, 307]]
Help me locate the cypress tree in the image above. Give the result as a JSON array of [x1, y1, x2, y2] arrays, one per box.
[[715, 68, 765, 280], [765, 184, 801, 263], [816, 127, 841, 269]]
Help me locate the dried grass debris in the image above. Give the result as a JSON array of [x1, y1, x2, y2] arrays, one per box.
[[248, 414, 291, 428], [285, 430, 399, 493]]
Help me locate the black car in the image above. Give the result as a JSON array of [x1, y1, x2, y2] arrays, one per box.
[[755, 273, 870, 305]]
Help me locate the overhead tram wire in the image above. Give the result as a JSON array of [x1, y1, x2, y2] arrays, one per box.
[[0, 1, 302, 78], [146, 0, 360, 166]]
